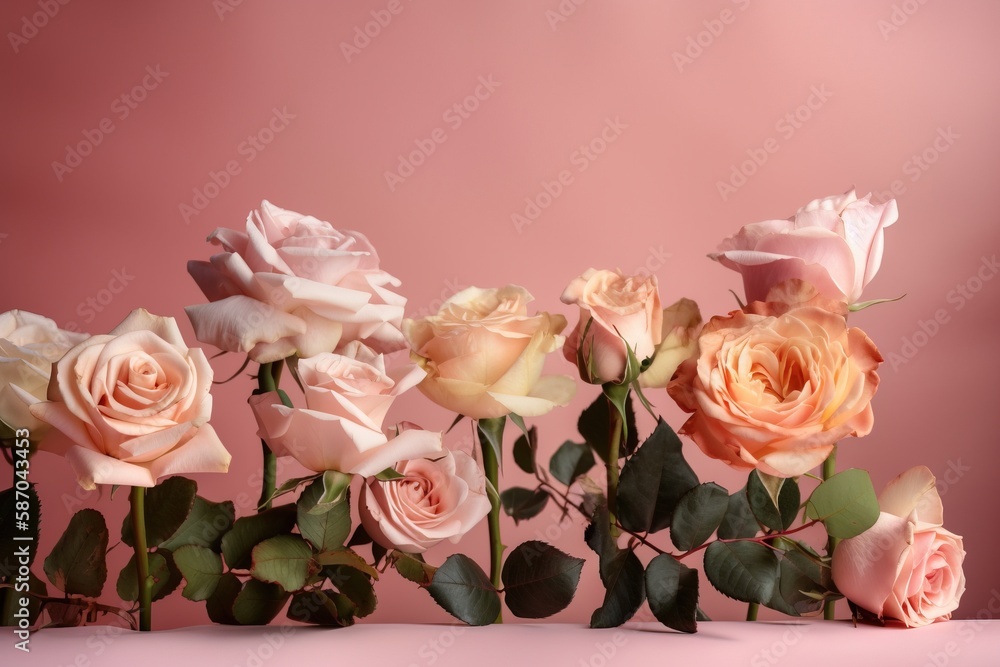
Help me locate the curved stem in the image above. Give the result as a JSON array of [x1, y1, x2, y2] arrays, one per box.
[[130, 486, 152, 631], [823, 445, 839, 620], [256, 360, 284, 512], [480, 436, 504, 624]]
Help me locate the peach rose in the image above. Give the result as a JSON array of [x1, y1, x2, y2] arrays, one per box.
[[0, 310, 88, 436], [638, 297, 702, 389], [403, 286, 576, 419], [668, 304, 881, 477], [250, 342, 442, 475], [186, 200, 406, 363], [833, 466, 966, 627], [711, 188, 898, 305], [359, 448, 491, 553], [26, 309, 231, 490]]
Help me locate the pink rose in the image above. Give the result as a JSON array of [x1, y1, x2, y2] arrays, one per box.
[[186, 200, 406, 363], [711, 188, 898, 304], [250, 342, 442, 475], [0, 310, 88, 436], [26, 309, 231, 490], [668, 304, 881, 477], [833, 466, 966, 627], [403, 286, 576, 419], [359, 448, 491, 553]]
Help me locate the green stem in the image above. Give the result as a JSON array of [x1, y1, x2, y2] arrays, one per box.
[[480, 436, 504, 624], [746, 602, 759, 621], [256, 361, 284, 512], [130, 486, 152, 631], [823, 445, 839, 621], [606, 398, 622, 538]]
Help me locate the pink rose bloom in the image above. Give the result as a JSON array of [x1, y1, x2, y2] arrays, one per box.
[[403, 286, 576, 419], [710, 188, 898, 305], [668, 304, 881, 477], [25, 309, 231, 490], [186, 200, 406, 363], [250, 342, 442, 475], [360, 448, 491, 553], [833, 466, 966, 627], [0, 310, 88, 436]]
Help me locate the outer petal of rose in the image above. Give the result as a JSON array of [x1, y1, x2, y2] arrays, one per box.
[[147, 424, 231, 482], [249, 339, 300, 364], [64, 445, 156, 490], [840, 197, 898, 297], [187, 259, 241, 302], [116, 421, 198, 463], [248, 392, 293, 456], [2, 372, 49, 432], [29, 399, 96, 452], [639, 298, 701, 389], [417, 376, 505, 419], [489, 375, 576, 417], [713, 253, 845, 303], [345, 428, 444, 477], [108, 309, 186, 347], [254, 273, 372, 316], [878, 465, 944, 525], [832, 512, 911, 617], [360, 482, 431, 553], [185, 296, 307, 354], [560, 269, 596, 305], [756, 443, 835, 478], [797, 188, 857, 214]]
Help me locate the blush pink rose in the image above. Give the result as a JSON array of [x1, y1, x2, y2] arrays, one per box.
[[667, 304, 881, 477], [833, 466, 966, 627], [0, 310, 88, 436], [26, 309, 231, 490], [403, 285, 576, 419], [710, 188, 898, 305], [250, 342, 442, 475], [359, 448, 491, 553], [186, 200, 406, 363]]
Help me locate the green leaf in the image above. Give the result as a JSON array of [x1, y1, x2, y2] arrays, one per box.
[[645, 554, 699, 633], [220, 505, 296, 570], [765, 545, 830, 616], [174, 544, 225, 601], [501, 541, 584, 619], [0, 484, 41, 574], [703, 540, 778, 604], [585, 506, 645, 628], [669, 482, 730, 551], [159, 496, 235, 552], [287, 590, 356, 627], [499, 487, 549, 523], [849, 294, 905, 311], [250, 535, 317, 592], [324, 564, 377, 618], [297, 480, 351, 552], [577, 392, 638, 459], [389, 550, 437, 585], [43, 508, 108, 597], [617, 418, 699, 534], [256, 474, 320, 510], [512, 426, 538, 474], [307, 470, 352, 514], [232, 579, 290, 625], [747, 471, 800, 531], [427, 554, 501, 626], [205, 572, 242, 624], [805, 468, 880, 539], [374, 467, 405, 481], [717, 487, 759, 539], [549, 441, 595, 486], [115, 551, 181, 602], [314, 548, 380, 580], [121, 476, 197, 548]]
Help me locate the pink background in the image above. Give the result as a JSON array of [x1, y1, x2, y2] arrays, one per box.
[[3, 0, 999, 628]]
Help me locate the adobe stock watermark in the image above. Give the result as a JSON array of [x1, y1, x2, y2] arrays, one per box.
[[383, 75, 501, 192], [545, 0, 588, 31], [7, 0, 71, 54], [51, 65, 170, 182], [340, 0, 417, 63], [878, 0, 931, 41], [886, 253, 997, 372], [751, 624, 809, 667], [716, 84, 833, 202], [407, 278, 468, 321], [672, 0, 752, 73], [920, 589, 1000, 667], [179, 106, 296, 224], [511, 116, 628, 233], [873, 126, 959, 203]]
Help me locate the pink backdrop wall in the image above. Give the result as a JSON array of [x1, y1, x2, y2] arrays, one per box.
[[3, 1, 999, 628]]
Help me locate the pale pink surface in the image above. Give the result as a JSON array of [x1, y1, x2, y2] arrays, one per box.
[[2, 1, 1000, 628]]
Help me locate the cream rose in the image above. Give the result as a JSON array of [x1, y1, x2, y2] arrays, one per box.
[[833, 466, 966, 627], [249, 342, 442, 475], [359, 448, 491, 553], [710, 188, 898, 305], [403, 285, 576, 419], [667, 304, 881, 477], [186, 200, 406, 363], [637, 297, 702, 388], [0, 310, 88, 436], [25, 309, 231, 490]]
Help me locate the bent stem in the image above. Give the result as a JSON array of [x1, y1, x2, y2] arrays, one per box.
[[256, 360, 284, 512], [479, 430, 504, 624], [823, 445, 839, 621], [130, 486, 152, 631]]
